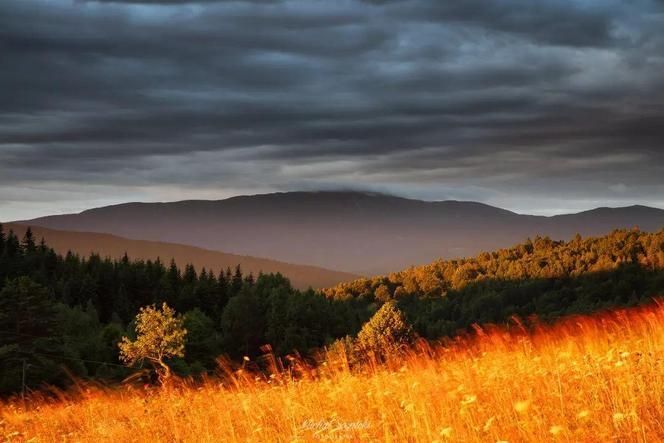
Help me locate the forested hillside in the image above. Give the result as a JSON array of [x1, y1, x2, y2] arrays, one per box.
[[0, 224, 368, 394], [324, 228, 664, 337], [1, 222, 663, 394], [4, 223, 357, 290]]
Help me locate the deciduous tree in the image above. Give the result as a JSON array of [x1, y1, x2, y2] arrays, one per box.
[[119, 303, 186, 383]]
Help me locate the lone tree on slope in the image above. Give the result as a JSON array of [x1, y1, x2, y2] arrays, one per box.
[[119, 303, 186, 383]]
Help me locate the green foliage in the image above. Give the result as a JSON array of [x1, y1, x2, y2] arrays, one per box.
[[324, 229, 664, 301], [2, 227, 664, 394], [55, 304, 105, 376], [183, 308, 221, 371], [0, 277, 62, 394], [119, 303, 187, 381], [325, 228, 664, 339], [220, 288, 265, 358]]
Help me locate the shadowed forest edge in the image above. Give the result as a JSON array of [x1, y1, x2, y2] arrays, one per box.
[[1, 223, 663, 394]]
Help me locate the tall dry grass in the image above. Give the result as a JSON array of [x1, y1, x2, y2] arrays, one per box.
[[4, 302, 664, 442]]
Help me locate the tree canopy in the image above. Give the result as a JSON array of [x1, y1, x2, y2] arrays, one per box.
[[1, 221, 663, 394], [119, 303, 186, 382]]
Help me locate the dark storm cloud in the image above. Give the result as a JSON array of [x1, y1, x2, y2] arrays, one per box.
[[1, 0, 664, 219], [85, 0, 277, 3], [373, 0, 618, 47]]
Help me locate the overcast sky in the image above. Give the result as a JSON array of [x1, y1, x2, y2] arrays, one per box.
[[1, 0, 664, 220]]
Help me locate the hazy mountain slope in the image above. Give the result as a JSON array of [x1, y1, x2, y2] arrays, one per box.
[[19, 192, 664, 274], [3, 223, 358, 290]]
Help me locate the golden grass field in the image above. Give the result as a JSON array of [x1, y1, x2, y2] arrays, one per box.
[[3, 302, 664, 442]]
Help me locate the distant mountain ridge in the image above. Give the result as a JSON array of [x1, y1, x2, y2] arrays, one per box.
[[3, 223, 358, 290], [17, 192, 664, 274]]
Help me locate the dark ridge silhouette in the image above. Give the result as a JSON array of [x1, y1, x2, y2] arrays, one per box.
[[18, 191, 664, 274], [3, 223, 358, 290]]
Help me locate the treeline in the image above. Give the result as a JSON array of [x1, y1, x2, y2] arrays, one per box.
[[0, 225, 372, 394], [1, 224, 664, 394], [324, 229, 664, 337]]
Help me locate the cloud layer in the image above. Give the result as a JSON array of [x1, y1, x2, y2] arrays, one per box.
[[1, 0, 664, 219]]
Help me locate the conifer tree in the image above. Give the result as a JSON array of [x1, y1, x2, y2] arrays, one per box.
[[0, 223, 5, 256], [231, 265, 243, 296], [21, 227, 36, 253], [4, 230, 19, 257], [0, 277, 61, 393]]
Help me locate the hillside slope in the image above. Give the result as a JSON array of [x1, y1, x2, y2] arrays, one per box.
[[322, 228, 664, 340], [5, 303, 664, 441], [3, 223, 357, 290], [20, 192, 664, 274]]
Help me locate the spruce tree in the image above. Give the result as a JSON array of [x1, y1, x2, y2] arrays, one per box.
[[216, 269, 229, 315], [21, 227, 36, 253], [0, 222, 5, 256], [231, 265, 243, 296], [0, 277, 61, 393], [4, 230, 19, 257]]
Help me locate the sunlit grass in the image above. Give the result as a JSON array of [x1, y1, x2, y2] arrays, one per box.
[[4, 302, 664, 442]]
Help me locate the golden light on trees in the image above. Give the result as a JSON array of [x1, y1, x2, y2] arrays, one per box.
[[118, 303, 186, 383]]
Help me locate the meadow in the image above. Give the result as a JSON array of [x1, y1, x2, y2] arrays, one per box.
[[3, 302, 664, 442]]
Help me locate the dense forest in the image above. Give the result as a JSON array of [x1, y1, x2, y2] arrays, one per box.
[[324, 228, 664, 337], [1, 223, 664, 394], [0, 224, 370, 394]]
